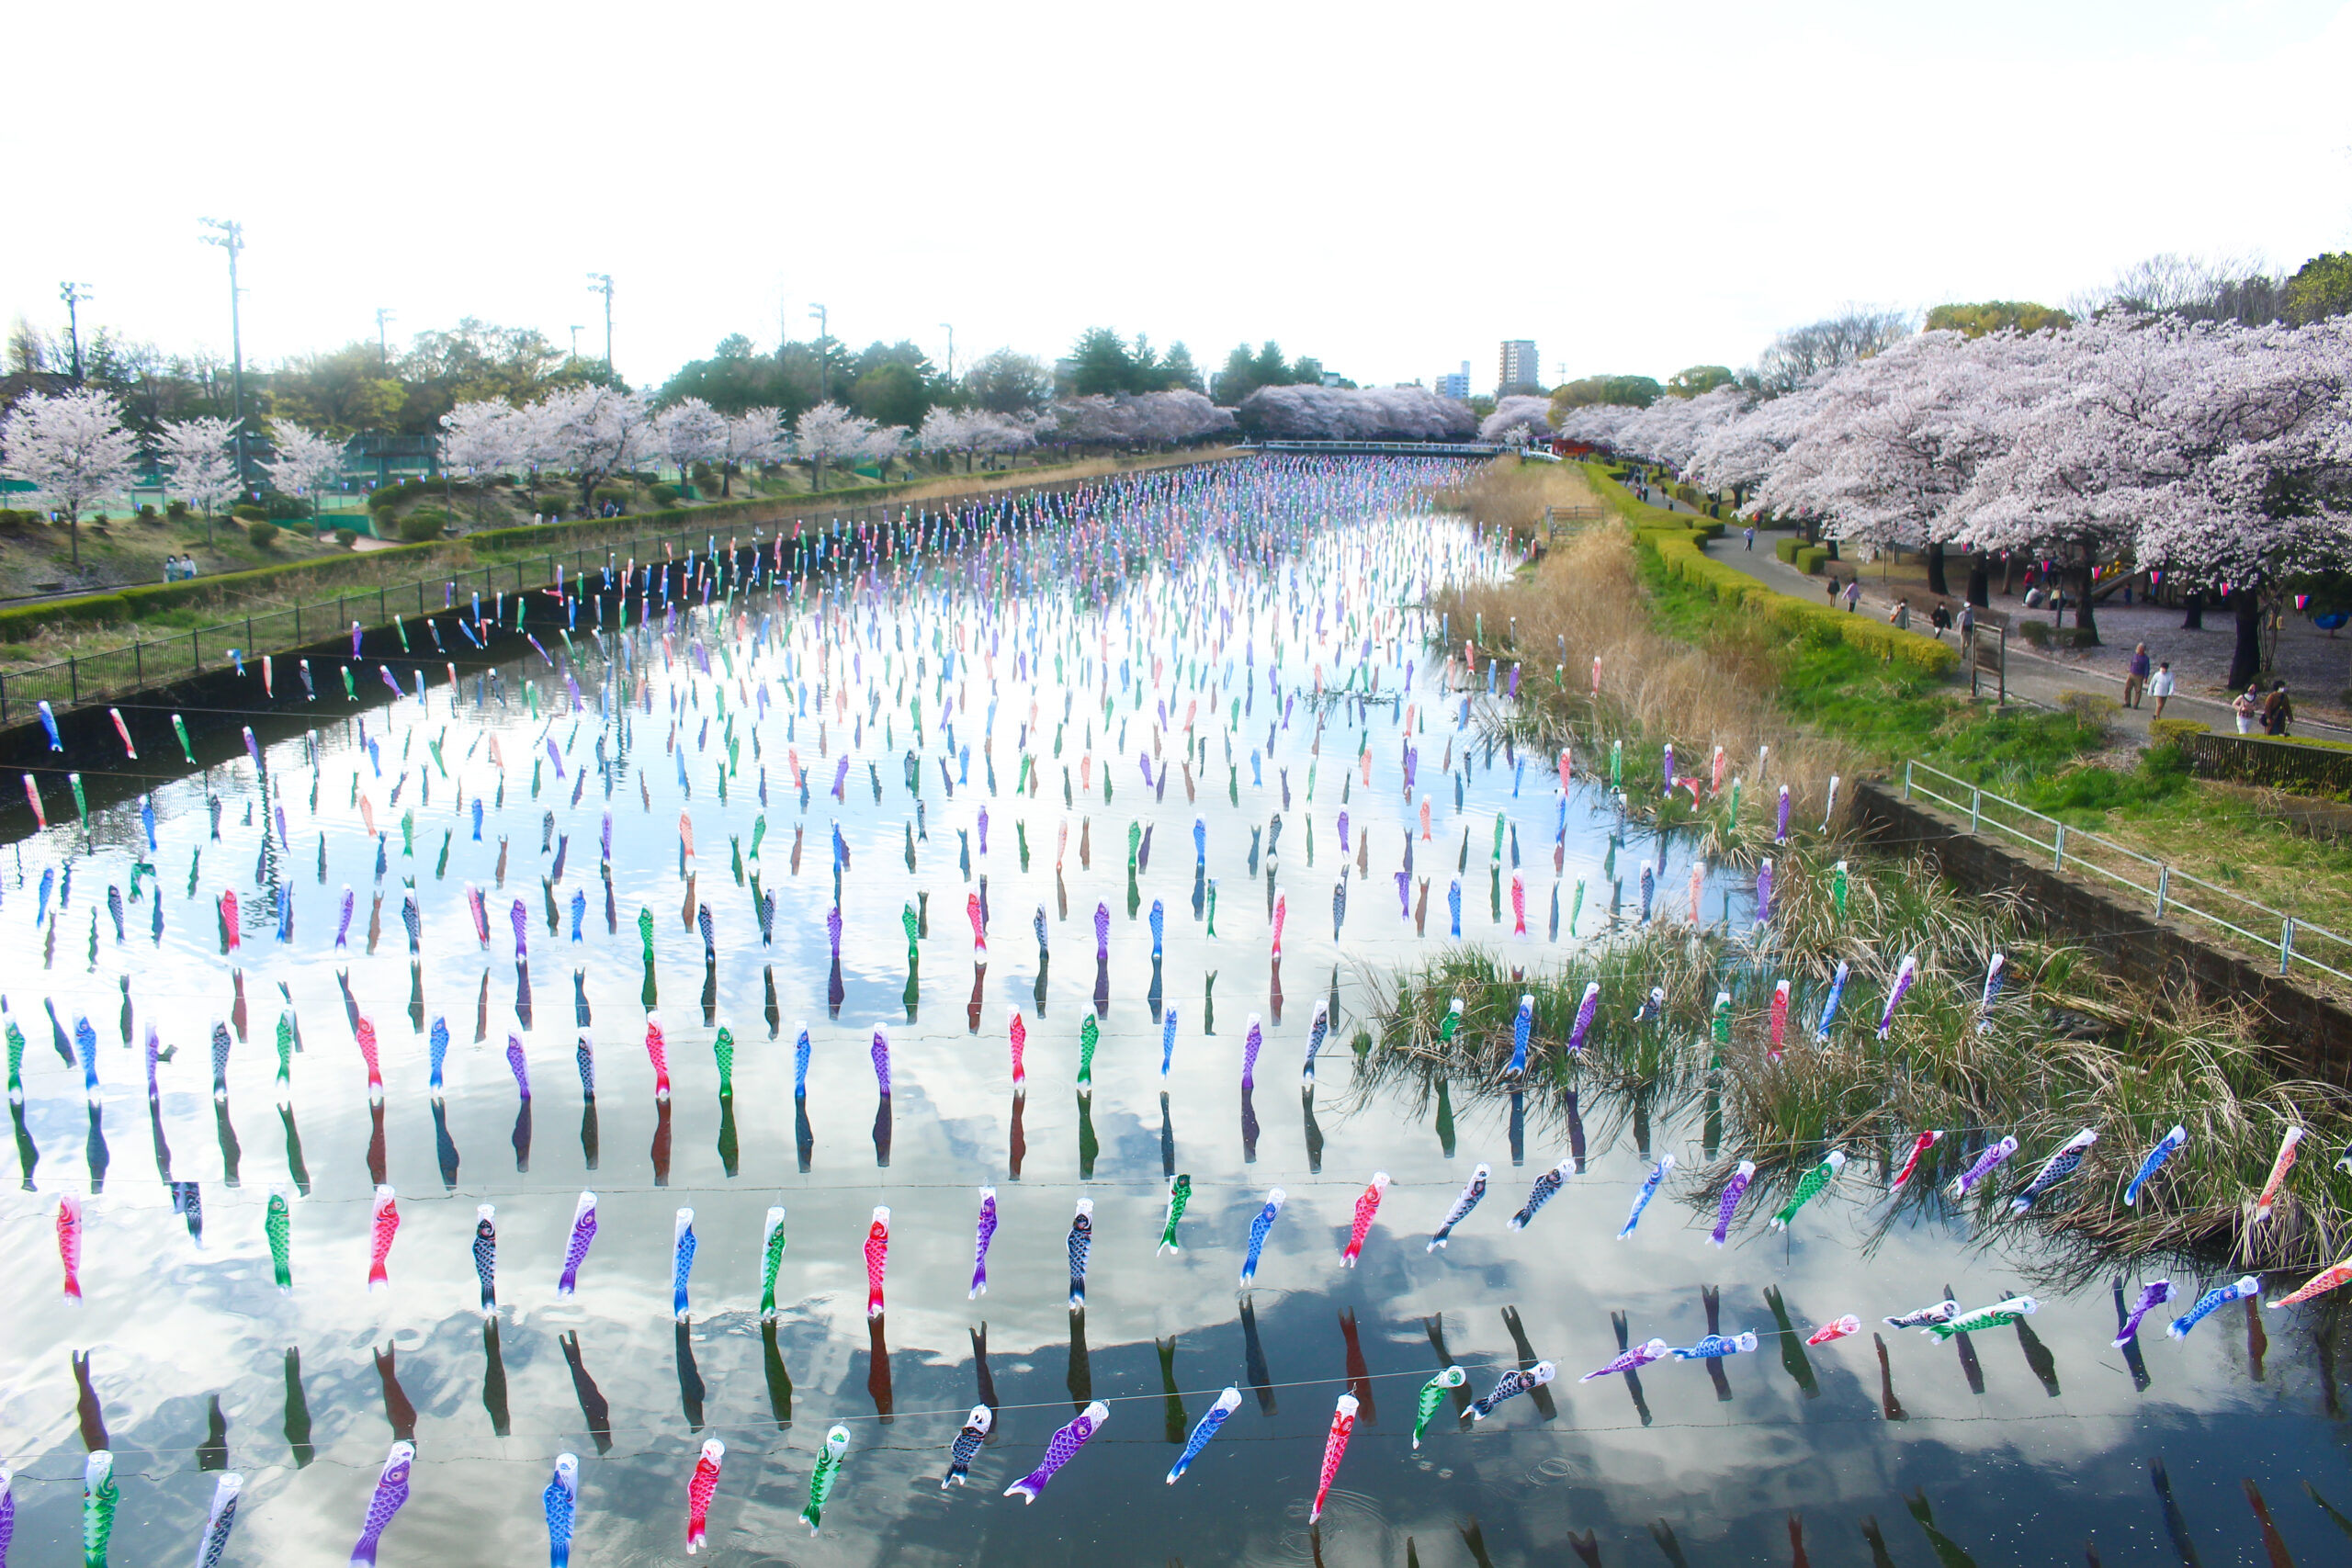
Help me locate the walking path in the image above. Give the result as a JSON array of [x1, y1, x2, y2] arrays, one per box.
[[1702, 536, 2352, 741]]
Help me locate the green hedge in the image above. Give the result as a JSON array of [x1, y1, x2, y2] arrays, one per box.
[[1774, 537, 1801, 565], [2186, 730, 2352, 797], [0, 592, 137, 644], [114, 545, 439, 615], [1643, 531, 1960, 676]]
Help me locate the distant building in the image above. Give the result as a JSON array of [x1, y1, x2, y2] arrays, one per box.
[[1497, 340, 1540, 396], [1435, 361, 1471, 400], [1052, 358, 1080, 397], [1319, 372, 1348, 389]]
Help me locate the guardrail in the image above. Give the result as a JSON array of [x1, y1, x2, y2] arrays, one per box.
[[1902, 758, 2352, 986]]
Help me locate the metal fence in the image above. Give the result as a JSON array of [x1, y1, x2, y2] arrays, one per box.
[[1901, 758, 2352, 986]]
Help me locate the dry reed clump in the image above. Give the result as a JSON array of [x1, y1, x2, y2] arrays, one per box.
[[1428, 526, 1868, 855], [1360, 840, 2352, 1280], [1428, 457, 1600, 540]]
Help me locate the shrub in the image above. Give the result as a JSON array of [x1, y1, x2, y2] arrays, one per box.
[[593, 484, 629, 509], [245, 519, 279, 548], [138, 503, 158, 521], [2148, 718, 2210, 745], [368, 479, 423, 510], [232, 502, 267, 522], [1642, 531, 1960, 675], [650, 482, 680, 506], [334, 528, 359, 550], [165, 500, 189, 521], [264, 494, 311, 521], [1793, 547, 1832, 575], [1773, 537, 1801, 565], [398, 511, 447, 543], [2055, 691, 2120, 741]]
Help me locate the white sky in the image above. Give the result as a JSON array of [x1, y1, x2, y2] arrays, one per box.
[[9, 0, 2352, 394]]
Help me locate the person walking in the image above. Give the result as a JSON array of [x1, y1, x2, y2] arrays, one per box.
[[1958, 602, 1975, 644], [2123, 643, 2151, 708], [2264, 681, 2294, 737], [1888, 598, 1911, 632], [1744, 524, 1756, 551], [2149, 660, 2176, 719], [2234, 682, 2262, 734], [1930, 602, 1951, 637], [1844, 579, 1860, 614], [1825, 576, 1838, 605]]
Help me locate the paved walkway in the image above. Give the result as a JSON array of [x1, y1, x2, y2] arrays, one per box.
[[1702, 538, 2352, 741]]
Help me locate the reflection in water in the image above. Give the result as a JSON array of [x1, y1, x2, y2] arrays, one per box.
[[1904, 1490, 1979, 1568], [214, 1099, 241, 1187], [1159, 1335, 1186, 1443], [1649, 1519, 1691, 1567], [560, 1331, 613, 1457], [1076, 1093, 1097, 1180], [510, 1100, 532, 1173], [1861, 1515, 1899, 1568], [1874, 1334, 1907, 1421], [676, 1319, 707, 1430], [650, 1098, 673, 1186], [1301, 1088, 1323, 1174], [376, 1343, 418, 1440], [147, 1100, 173, 1183], [2015, 1318, 2061, 1398], [2152, 1459, 2200, 1566], [282, 1347, 314, 1468], [11, 1101, 37, 1189], [1507, 1090, 1524, 1168], [1500, 1306, 1555, 1423], [579, 1099, 599, 1170], [1567, 1529, 1600, 1567], [1611, 1311, 1653, 1427], [74, 1350, 107, 1449], [1008, 1093, 1025, 1180], [197, 1393, 228, 1471], [2245, 1297, 2267, 1382], [1432, 1077, 1454, 1159], [84, 1104, 107, 1192], [431, 1100, 460, 1190], [1945, 1281, 1984, 1396], [1764, 1287, 1819, 1399], [481, 1320, 510, 1437], [866, 1315, 893, 1421], [970, 1325, 997, 1427], [1240, 1086, 1259, 1164], [1241, 1295, 1275, 1415], [762, 1320, 793, 1428], [872, 1095, 892, 1168], [795, 1095, 813, 1173], [716, 1094, 739, 1177], [1067, 1306, 1092, 1414], [1338, 1311, 1375, 1423], [277, 1106, 310, 1197], [365, 1100, 385, 1186], [1460, 1520, 1499, 1568]]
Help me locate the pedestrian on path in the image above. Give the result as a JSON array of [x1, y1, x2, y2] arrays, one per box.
[[1959, 603, 1975, 643], [2234, 683, 2262, 734], [1744, 525, 1756, 550], [1825, 577, 1838, 605], [1888, 598, 1911, 631], [1930, 602, 1951, 637], [1844, 580, 1860, 614], [2150, 661, 2176, 719], [2264, 681, 2295, 737], [2123, 643, 2152, 708]]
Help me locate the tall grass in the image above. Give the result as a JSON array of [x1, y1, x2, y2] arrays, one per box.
[[1360, 840, 2352, 1280]]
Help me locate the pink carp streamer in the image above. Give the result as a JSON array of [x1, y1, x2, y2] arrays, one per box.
[[865, 1206, 891, 1317], [57, 1192, 83, 1301], [1309, 1393, 1359, 1523], [367, 1185, 399, 1290], [1889, 1131, 1943, 1194], [685, 1438, 724, 1554], [645, 1018, 673, 1100], [2255, 1126, 2305, 1221], [1341, 1173, 1390, 1267], [1007, 1008, 1028, 1089]]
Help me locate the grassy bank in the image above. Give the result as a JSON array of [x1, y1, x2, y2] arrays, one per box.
[[1362, 839, 2352, 1279]]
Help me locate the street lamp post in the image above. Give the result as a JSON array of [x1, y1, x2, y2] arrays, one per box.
[[808, 304, 828, 400], [569, 324, 584, 361], [199, 218, 251, 491], [58, 283, 92, 382], [586, 275, 615, 376], [939, 321, 954, 383], [375, 308, 396, 371]]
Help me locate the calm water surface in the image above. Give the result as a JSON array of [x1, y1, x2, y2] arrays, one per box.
[[0, 496, 2342, 1566]]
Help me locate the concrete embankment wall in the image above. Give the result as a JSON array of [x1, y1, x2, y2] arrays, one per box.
[[1853, 780, 2352, 1083]]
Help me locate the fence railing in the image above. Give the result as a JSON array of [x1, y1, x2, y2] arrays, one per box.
[[1902, 758, 2352, 987]]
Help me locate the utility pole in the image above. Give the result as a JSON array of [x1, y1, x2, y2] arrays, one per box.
[[808, 304, 830, 400], [375, 308, 396, 370], [569, 324, 583, 361], [939, 321, 955, 383], [58, 283, 92, 382], [585, 274, 615, 377], [199, 218, 251, 491]]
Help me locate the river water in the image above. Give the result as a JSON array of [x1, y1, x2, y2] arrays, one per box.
[[0, 461, 2339, 1566]]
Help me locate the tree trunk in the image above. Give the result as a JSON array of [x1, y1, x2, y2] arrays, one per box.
[[2183, 590, 2205, 630], [69, 513, 79, 570], [720, 461, 733, 499], [1925, 541, 1949, 598], [2001, 553, 2017, 596], [2074, 549, 2099, 645], [2228, 592, 2263, 690], [1965, 557, 1989, 608]]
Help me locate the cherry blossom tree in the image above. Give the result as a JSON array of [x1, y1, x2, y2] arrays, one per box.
[[537, 385, 656, 510], [1233, 385, 1470, 441], [436, 400, 522, 525], [719, 408, 785, 497], [793, 401, 874, 490], [655, 397, 729, 497], [156, 415, 242, 546], [861, 421, 909, 474], [264, 423, 348, 526], [1478, 395, 1554, 445], [0, 388, 141, 569]]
